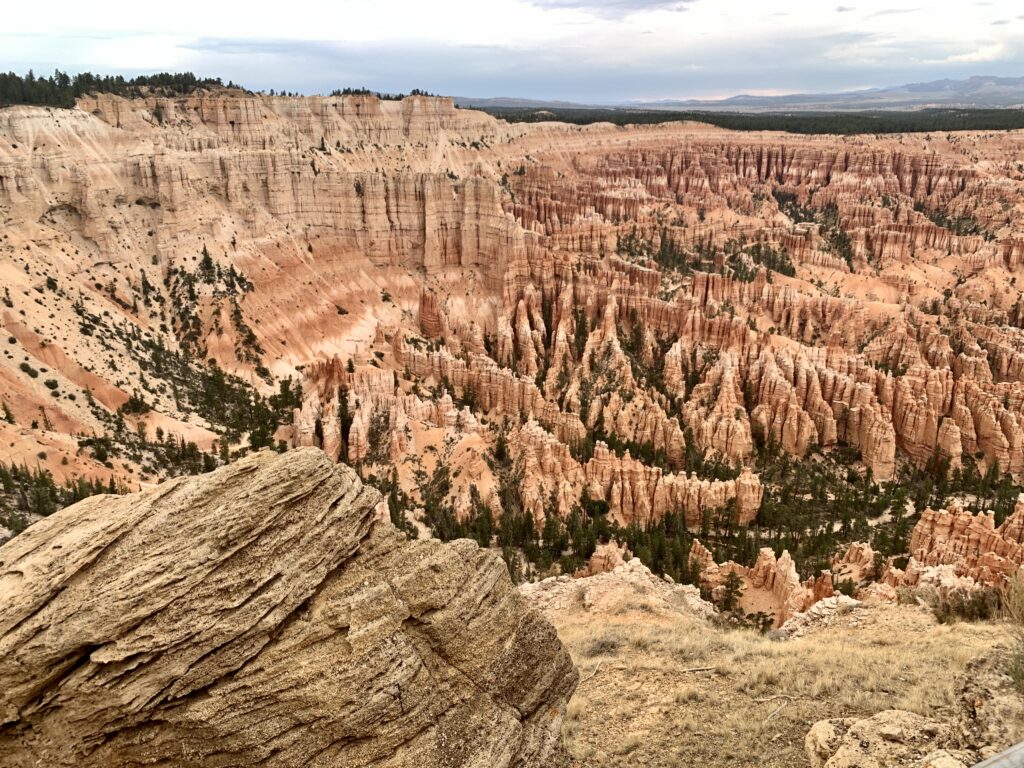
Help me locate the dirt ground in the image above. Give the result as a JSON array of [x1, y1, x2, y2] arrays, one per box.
[[533, 576, 1011, 768]]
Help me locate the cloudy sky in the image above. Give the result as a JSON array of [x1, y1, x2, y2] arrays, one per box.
[[3, 0, 1023, 101]]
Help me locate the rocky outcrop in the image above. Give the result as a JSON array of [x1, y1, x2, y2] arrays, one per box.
[[883, 499, 1024, 588], [806, 650, 1024, 768], [690, 541, 834, 626], [0, 448, 577, 768], [576, 541, 631, 576], [831, 541, 881, 586], [954, 651, 1024, 758], [806, 710, 967, 768], [775, 595, 864, 639], [521, 556, 714, 620]]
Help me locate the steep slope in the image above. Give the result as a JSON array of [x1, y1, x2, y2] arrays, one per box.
[[0, 447, 577, 767], [520, 559, 1018, 768]]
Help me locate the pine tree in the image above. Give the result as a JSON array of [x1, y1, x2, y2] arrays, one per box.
[[722, 571, 743, 613], [199, 244, 214, 282]]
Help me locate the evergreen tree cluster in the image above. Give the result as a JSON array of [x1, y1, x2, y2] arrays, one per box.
[[0, 461, 124, 535], [0, 70, 230, 108], [744, 242, 796, 277], [329, 87, 437, 101], [770, 193, 854, 267], [913, 201, 995, 240], [165, 253, 255, 362], [481, 106, 1024, 135], [819, 204, 855, 266], [771, 189, 816, 223], [78, 308, 301, 467], [617, 225, 795, 282]]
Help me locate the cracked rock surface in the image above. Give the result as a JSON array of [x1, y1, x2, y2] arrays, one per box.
[[0, 447, 577, 767]]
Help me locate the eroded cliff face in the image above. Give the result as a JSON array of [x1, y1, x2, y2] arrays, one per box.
[[684, 493, 1024, 625], [877, 497, 1024, 590], [5, 90, 1024, 553], [0, 448, 577, 767]]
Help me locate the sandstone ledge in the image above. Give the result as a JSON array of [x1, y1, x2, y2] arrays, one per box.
[[0, 448, 577, 767]]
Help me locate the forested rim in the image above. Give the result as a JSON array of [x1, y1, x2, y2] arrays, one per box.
[[7, 70, 1022, 135], [0, 70, 437, 108], [0, 71, 238, 108], [476, 106, 1024, 134]]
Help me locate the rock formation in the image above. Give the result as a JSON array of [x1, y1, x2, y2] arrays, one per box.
[[690, 492, 1024, 623], [0, 448, 577, 767], [4, 90, 1024, 606], [878, 498, 1024, 591], [520, 556, 714, 619], [831, 541, 881, 585], [688, 540, 835, 626], [806, 710, 968, 768], [575, 541, 630, 576], [906, 500, 1024, 581], [510, 419, 762, 526], [806, 651, 1024, 768], [774, 595, 864, 639]]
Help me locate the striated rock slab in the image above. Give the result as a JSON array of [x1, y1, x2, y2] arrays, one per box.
[[0, 448, 577, 768]]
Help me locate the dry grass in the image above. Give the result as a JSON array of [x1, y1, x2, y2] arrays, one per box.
[[1006, 573, 1024, 693], [555, 604, 1010, 768]]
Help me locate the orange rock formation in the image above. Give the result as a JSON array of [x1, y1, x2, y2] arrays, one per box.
[[4, 90, 1024, 565]]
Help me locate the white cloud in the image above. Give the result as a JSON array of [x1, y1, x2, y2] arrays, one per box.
[[2, 0, 1022, 100], [943, 43, 1007, 62], [528, 0, 694, 18]]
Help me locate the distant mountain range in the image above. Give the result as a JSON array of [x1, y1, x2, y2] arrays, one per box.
[[455, 75, 1024, 112]]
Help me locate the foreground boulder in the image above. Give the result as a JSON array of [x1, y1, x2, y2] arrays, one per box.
[[805, 710, 967, 768], [0, 448, 577, 767], [806, 650, 1024, 768]]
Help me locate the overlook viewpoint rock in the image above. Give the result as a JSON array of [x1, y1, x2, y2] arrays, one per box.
[[0, 447, 577, 767]]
